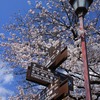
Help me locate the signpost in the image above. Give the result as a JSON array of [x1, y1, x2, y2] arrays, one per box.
[[26, 44, 73, 100], [34, 79, 69, 100], [26, 64, 73, 99], [54, 71, 73, 91], [45, 47, 68, 70], [35, 79, 59, 100], [26, 63, 57, 86], [48, 42, 61, 57]]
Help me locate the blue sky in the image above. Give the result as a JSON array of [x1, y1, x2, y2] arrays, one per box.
[[0, 0, 30, 32], [0, 0, 30, 99]]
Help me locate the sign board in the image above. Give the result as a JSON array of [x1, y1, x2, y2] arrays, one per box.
[[54, 82, 68, 99], [34, 79, 69, 100], [45, 47, 68, 71], [54, 71, 73, 91], [48, 42, 61, 57], [26, 43, 73, 100], [26, 63, 58, 86]]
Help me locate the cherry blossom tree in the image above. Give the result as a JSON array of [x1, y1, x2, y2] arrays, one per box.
[[0, 0, 100, 99]]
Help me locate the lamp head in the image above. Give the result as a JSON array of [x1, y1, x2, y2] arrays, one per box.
[[69, 0, 93, 17]]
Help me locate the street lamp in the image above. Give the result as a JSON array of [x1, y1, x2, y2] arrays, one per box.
[[69, 0, 93, 17], [69, 0, 93, 100]]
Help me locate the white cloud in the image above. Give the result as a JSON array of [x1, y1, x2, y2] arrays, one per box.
[[0, 97, 6, 100], [0, 60, 14, 99], [0, 86, 14, 100], [0, 60, 14, 85], [4, 74, 14, 84], [0, 87, 13, 95]]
